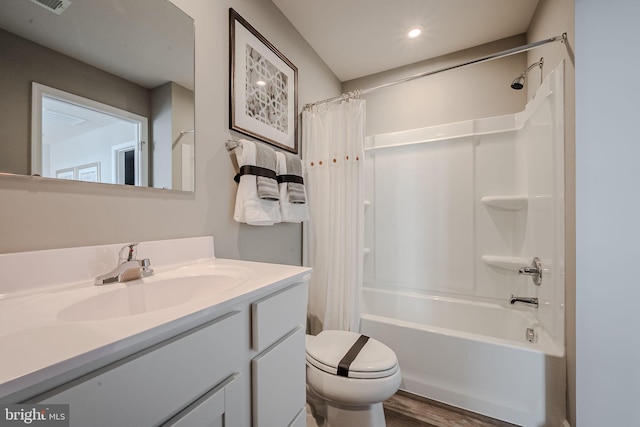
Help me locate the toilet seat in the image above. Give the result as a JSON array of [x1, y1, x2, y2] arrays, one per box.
[[306, 330, 399, 379]]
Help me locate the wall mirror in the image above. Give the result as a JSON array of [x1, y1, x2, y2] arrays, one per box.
[[0, 0, 195, 192]]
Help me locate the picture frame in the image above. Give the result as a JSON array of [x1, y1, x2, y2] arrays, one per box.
[[229, 8, 299, 154], [54, 162, 101, 182], [75, 162, 101, 183], [56, 167, 74, 180]]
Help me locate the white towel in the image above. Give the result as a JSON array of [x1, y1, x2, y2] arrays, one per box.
[[276, 152, 310, 223], [234, 140, 281, 225]]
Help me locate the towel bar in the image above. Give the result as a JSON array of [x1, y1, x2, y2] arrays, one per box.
[[226, 140, 240, 151]]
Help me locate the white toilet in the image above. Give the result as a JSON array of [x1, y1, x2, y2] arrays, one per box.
[[306, 330, 401, 427]]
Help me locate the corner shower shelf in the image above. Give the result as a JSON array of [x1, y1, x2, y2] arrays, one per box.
[[481, 255, 530, 271], [481, 195, 528, 210]]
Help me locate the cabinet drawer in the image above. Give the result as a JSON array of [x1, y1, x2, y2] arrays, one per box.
[[252, 327, 305, 427], [35, 311, 242, 427], [251, 282, 307, 352]]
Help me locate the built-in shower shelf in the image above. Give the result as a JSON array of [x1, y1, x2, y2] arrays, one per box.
[[481, 195, 528, 210], [481, 255, 530, 271]]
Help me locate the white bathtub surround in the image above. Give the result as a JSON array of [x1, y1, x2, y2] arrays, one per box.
[[362, 63, 565, 426], [303, 99, 366, 333]]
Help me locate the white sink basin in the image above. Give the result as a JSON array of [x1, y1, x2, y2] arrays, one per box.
[[57, 271, 246, 322]]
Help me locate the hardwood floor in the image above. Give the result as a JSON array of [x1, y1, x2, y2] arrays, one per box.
[[383, 391, 520, 427], [307, 390, 520, 426]]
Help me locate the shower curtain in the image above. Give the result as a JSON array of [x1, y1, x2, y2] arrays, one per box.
[[303, 99, 366, 334]]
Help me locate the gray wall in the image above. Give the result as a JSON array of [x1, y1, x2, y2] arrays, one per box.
[[0, 0, 341, 265], [151, 82, 174, 189], [575, 0, 640, 425], [150, 82, 195, 190], [342, 35, 528, 136], [526, 0, 576, 424], [171, 83, 195, 191], [0, 28, 151, 175]]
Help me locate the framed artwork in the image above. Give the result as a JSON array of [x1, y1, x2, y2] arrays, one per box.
[[76, 162, 101, 183], [229, 8, 298, 153], [56, 167, 74, 180]]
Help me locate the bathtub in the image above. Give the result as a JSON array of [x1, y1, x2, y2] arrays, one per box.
[[360, 287, 566, 427]]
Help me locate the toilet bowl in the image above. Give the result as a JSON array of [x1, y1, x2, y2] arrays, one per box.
[[306, 330, 401, 427]]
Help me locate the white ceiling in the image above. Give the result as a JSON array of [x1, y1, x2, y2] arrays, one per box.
[[0, 0, 194, 90], [42, 98, 123, 146], [272, 0, 540, 82]]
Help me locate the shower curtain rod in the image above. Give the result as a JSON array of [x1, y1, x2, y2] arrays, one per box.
[[304, 33, 567, 110], [172, 128, 194, 148]]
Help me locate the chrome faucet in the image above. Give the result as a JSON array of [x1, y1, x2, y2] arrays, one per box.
[[519, 257, 542, 286], [94, 243, 153, 285], [510, 295, 539, 308]]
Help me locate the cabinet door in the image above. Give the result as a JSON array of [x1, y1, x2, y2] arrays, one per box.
[[34, 311, 242, 427], [162, 373, 241, 427], [252, 327, 305, 427], [288, 407, 307, 427]]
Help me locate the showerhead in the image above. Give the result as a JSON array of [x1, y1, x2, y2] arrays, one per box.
[[510, 57, 544, 90], [511, 75, 525, 90]]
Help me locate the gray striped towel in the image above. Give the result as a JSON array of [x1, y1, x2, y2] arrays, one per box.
[[284, 152, 306, 204], [254, 142, 279, 201]]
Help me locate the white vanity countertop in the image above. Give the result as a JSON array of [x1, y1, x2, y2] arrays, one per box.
[[0, 238, 311, 401]]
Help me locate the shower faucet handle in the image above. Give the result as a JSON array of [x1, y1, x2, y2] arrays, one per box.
[[518, 257, 542, 286]]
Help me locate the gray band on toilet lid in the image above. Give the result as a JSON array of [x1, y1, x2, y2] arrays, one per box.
[[336, 334, 369, 377]]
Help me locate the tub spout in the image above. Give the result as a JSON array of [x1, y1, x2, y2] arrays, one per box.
[[510, 295, 539, 308]]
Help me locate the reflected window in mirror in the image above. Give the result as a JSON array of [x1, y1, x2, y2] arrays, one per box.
[[32, 83, 149, 186]]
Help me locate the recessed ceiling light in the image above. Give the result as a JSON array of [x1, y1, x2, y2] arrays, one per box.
[[255, 80, 267, 87], [406, 25, 423, 39]]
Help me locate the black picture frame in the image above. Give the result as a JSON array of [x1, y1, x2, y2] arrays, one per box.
[[229, 8, 299, 153]]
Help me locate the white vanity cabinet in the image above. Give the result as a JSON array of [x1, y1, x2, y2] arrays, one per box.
[[0, 238, 312, 426], [32, 311, 244, 427], [22, 280, 309, 427], [162, 373, 241, 427], [251, 283, 308, 427]]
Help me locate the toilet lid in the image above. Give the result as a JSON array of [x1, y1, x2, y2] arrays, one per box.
[[306, 330, 398, 379]]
